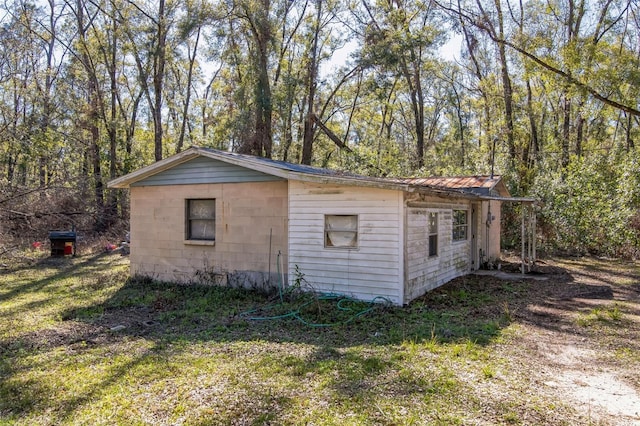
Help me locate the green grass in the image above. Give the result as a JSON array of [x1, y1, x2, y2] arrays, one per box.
[[0, 253, 633, 425], [576, 304, 625, 327]]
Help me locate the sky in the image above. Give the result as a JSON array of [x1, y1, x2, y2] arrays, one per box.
[[321, 32, 463, 77]]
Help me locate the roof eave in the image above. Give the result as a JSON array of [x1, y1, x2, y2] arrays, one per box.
[[107, 146, 302, 188], [491, 179, 512, 197], [108, 146, 414, 192], [480, 195, 536, 203], [285, 171, 412, 192], [107, 147, 202, 188], [107, 147, 522, 202]]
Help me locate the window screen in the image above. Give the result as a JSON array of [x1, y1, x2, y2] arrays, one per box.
[[325, 215, 358, 248], [428, 212, 438, 257], [187, 199, 215, 240], [453, 210, 468, 241]]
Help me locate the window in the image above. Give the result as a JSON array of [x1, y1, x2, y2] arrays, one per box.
[[453, 210, 468, 241], [428, 212, 438, 257], [186, 199, 215, 240], [325, 215, 358, 248]]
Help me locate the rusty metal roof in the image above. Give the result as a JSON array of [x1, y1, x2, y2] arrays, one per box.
[[397, 176, 495, 189], [392, 176, 510, 197]]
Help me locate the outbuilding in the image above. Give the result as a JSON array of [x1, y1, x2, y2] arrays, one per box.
[[108, 146, 531, 305]]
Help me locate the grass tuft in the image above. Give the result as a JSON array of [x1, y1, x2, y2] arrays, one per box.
[[576, 303, 625, 327]]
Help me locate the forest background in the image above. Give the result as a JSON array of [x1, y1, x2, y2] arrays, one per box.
[[0, 0, 638, 258]]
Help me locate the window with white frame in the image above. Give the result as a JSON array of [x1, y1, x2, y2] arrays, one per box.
[[428, 212, 438, 257], [453, 209, 468, 241], [186, 199, 216, 240], [325, 215, 358, 248]]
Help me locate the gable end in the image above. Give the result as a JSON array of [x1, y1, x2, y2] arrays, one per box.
[[131, 156, 284, 187]]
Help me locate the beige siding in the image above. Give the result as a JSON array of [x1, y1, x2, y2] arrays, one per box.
[[489, 200, 502, 258], [288, 181, 404, 305], [404, 198, 473, 303], [478, 200, 501, 263], [130, 181, 288, 287]]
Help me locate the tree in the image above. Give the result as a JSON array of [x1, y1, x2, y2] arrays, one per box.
[[172, 0, 218, 153], [357, 0, 446, 168], [116, 0, 177, 161], [301, 0, 323, 165], [476, 0, 516, 162], [234, 0, 275, 158], [71, 0, 109, 228]]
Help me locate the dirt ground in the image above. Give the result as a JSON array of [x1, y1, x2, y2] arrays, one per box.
[[491, 257, 640, 425]]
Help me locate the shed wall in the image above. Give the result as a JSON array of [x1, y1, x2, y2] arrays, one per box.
[[479, 200, 501, 263], [288, 181, 404, 305], [404, 198, 473, 303], [130, 181, 288, 287]]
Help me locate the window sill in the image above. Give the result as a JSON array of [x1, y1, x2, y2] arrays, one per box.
[[324, 246, 359, 250], [184, 240, 216, 246]]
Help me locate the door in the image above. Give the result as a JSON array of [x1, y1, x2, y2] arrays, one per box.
[[471, 204, 478, 270]]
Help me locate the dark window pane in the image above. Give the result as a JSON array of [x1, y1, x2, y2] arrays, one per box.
[[190, 219, 215, 240], [429, 235, 438, 257], [453, 210, 468, 241], [189, 199, 215, 219]]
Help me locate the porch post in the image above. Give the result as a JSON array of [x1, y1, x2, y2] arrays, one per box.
[[527, 205, 532, 272], [531, 203, 538, 263]]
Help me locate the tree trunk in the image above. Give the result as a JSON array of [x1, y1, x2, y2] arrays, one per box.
[[562, 94, 571, 169], [301, 0, 322, 165], [575, 106, 584, 158], [398, 58, 425, 169], [525, 79, 538, 167], [38, 0, 58, 194], [460, 0, 490, 148], [154, 0, 167, 161], [177, 27, 201, 153], [492, 0, 516, 164], [77, 0, 105, 229], [626, 113, 634, 151], [107, 8, 118, 222], [255, 49, 273, 158]]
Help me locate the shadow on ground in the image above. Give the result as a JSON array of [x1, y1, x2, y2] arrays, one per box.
[[2, 253, 638, 424], [12, 254, 633, 352], [5, 254, 638, 363]]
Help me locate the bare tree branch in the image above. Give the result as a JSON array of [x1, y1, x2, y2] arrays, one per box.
[[435, 0, 640, 117]]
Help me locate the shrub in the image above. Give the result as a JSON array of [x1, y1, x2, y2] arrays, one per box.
[[529, 153, 640, 258]]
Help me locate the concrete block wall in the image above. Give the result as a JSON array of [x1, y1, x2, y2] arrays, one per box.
[[130, 181, 288, 288]]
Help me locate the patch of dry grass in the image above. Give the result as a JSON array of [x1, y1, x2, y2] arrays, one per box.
[[1, 254, 638, 425]]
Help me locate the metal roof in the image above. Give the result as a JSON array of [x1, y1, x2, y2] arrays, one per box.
[[392, 176, 511, 197], [108, 146, 527, 201], [197, 148, 362, 177], [398, 176, 497, 190]]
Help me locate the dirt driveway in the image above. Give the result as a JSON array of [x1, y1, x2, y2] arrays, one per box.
[[490, 257, 640, 425]]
